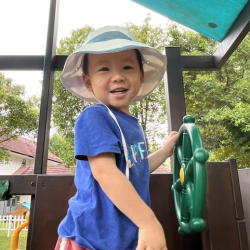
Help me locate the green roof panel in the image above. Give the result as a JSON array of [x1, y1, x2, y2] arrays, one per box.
[[132, 0, 249, 41]]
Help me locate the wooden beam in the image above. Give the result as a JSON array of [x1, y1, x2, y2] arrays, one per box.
[[0, 175, 37, 195], [214, 1, 250, 68]]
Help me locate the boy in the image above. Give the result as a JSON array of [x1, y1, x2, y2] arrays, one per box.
[[56, 26, 178, 250]]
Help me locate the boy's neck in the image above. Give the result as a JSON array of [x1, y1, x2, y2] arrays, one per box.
[[102, 104, 132, 116]]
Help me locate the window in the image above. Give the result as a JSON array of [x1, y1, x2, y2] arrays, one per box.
[[6, 197, 17, 207]]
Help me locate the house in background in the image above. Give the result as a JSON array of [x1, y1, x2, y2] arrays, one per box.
[[0, 136, 74, 216], [0, 164, 76, 216], [13, 163, 75, 175], [152, 165, 171, 174], [0, 136, 62, 175]]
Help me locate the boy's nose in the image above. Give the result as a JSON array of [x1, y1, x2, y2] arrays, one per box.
[[111, 71, 125, 82]]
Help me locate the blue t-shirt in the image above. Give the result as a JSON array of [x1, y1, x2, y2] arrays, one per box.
[[58, 104, 150, 250]]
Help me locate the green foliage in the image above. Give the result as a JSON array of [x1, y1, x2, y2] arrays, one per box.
[[168, 25, 250, 168], [53, 26, 94, 140], [0, 73, 39, 163], [52, 17, 250, 168], [125, 15, 169, 150], [124, 14, 168, 53], [49, 133, 76, 168]]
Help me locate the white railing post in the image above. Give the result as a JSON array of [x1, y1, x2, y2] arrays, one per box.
[[0, 213, 28, 236], [7, 215, 12, 237]]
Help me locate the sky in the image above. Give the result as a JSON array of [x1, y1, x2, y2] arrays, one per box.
[[0, 0, 172, 98]]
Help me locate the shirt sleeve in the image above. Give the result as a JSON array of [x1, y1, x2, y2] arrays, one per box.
[[74, 107, 122, 160]]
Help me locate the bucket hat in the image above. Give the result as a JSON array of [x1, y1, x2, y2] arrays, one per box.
[[61, 26, 167, 103]]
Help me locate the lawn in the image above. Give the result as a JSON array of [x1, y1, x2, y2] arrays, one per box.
[[0, 230, 27, 250]]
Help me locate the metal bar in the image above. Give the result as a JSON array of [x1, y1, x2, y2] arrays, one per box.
[[55, 55, 68, 70], [0, 55, 68, 71], [1, 2, 250, 73], [0, 54, 217, 71], [0, 56, 44, 70], [181, 55, 218, 71], [164, 47, 186, 132], [34, 0, 60, 174], [214, 0, 250, 68], [164, 47, 186, 171]]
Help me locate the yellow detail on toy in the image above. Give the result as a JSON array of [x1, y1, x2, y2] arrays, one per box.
[[180, 168, 185, 184]]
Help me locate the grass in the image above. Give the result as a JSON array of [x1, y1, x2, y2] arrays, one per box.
[[0, 230, 27, 250]]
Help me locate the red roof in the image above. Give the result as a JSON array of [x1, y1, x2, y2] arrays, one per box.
[[13, 164, 168, 175], [152, 165, 171, 173], [13, 164, 75, 175], [0, 136, 62, 163]]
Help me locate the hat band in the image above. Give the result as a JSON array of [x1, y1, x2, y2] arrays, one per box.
[[88, 31, 133, 44]]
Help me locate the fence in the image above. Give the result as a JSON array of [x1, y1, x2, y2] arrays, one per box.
[[0, 215, 28, 237]]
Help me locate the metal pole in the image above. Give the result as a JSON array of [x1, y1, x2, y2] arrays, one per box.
[[164, 47, 186, 170], [27, 0, 60, 249], [34, 0, 60, 175]]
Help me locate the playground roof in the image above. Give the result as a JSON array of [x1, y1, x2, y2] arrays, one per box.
[[132, 0, 249, 42]]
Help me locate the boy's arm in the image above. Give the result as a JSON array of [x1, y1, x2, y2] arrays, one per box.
[[148, 131, 178, 173], [88, 152, 167, 250]]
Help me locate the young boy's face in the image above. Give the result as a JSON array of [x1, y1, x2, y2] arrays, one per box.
[[82, 49, 144, 115]]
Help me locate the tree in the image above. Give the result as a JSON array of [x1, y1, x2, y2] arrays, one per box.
[[0, 73, 39, 163], [125, 15, 169, 149], [52, 18, 250, 168], [167, 25, 250, 168], [53, 26, 94, 141], [49, 133, 76, 167]]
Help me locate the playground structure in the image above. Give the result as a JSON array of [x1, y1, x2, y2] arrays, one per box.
[[1, 0, 250, 249]]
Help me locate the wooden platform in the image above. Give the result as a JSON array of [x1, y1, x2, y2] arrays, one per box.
[[0, 160, 249, 250]]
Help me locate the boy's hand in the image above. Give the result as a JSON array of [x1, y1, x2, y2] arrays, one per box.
[[136, 217, 168, 250], [148, 131, 178, 173], [162, 131, 178, 158]]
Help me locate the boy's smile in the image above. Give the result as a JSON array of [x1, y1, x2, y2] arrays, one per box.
[[82, 50, 144, 115]]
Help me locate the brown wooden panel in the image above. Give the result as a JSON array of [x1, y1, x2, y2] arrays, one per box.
[[228, 158, 244, 219], [150, 173, 202, 250], [237, 220, 249, 250], [238, 168, 250, 249], [0, 175, 37, 195], [26, 173, 203, 250], [204, 161, 241, 250], [30, 175, 76, 250], [26, 195, 36, 250]]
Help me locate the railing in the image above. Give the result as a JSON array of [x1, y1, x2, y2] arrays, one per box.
[[0, 215, 28, 237]]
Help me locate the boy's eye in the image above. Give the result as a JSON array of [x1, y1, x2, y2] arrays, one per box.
[[124, 66, 132, 70], [99, 67, 109, 71]]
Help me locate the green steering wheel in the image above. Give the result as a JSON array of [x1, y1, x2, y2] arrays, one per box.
[[171, 115, 209, 235]]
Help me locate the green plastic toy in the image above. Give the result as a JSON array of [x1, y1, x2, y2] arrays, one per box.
[[0, 180, 11, 201], [171, 115, 209, 234]]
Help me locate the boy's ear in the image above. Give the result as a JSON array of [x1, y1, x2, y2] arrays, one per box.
[[82, 74, 93, 92]]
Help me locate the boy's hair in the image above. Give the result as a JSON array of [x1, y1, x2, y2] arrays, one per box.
[[82, 49, 143, 75]]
